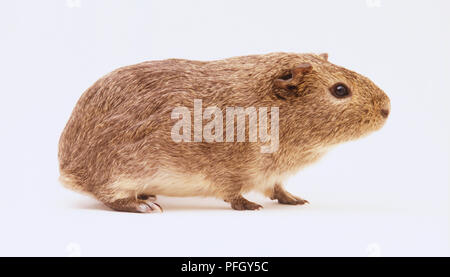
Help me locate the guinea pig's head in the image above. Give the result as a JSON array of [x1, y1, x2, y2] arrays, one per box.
[[274, 53, 390, 146]]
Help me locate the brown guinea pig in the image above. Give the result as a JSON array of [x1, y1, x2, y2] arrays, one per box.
[[58, 52, 390, 213]]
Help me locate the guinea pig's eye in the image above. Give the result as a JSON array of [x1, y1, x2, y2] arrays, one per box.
[[330, 83, 351, 98]]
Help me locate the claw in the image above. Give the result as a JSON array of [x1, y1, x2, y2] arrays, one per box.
[[137, 203, 153, 213], [145, 201, 163, 213]]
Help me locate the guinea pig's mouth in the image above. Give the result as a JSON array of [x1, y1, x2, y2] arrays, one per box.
[[345, 113, 387, 141], [363, 112, 389, 133], [362, 97, 390, 132]]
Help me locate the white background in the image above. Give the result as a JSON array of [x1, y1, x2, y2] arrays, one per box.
[[0, 0, 449, 256]]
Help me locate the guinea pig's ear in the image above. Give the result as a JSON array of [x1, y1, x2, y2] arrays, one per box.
[[274, 63, 312, 98], [319, 53, 328, 61]]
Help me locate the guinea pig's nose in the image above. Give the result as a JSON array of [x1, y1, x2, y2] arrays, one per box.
[[380, 101, 390, 118]]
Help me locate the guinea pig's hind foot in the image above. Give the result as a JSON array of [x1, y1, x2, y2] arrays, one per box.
[[104, 197, 163, 213], [229, 196, 263, 211], [271, 183, 309, 205]]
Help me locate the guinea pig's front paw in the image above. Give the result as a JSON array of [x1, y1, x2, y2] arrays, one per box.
[[229, 196, 263, 211], [271, 184, 309, 206], [277, 194, 309, 205], [104, 197, 163, 213]]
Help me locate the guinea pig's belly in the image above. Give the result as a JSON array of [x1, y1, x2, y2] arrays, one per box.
[[111, 169, 215, 197]]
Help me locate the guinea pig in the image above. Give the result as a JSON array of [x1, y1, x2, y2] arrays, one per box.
[[58, 52, 390, 213]]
